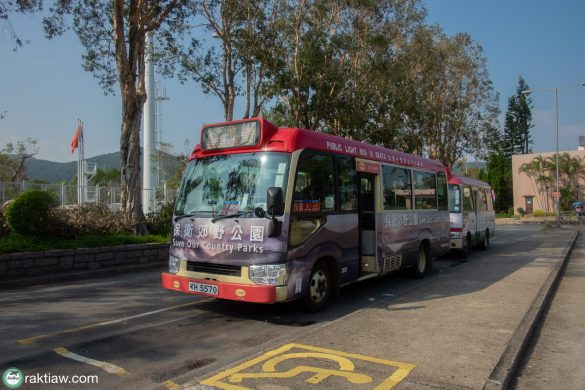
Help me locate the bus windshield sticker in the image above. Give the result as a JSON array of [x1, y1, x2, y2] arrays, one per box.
[[221, 201, 240, 215]]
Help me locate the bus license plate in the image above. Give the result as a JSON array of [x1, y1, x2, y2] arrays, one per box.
[[189, 282, 219, 295]]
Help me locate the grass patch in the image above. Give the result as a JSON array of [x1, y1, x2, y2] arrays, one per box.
[[0, 233, 169, 254]]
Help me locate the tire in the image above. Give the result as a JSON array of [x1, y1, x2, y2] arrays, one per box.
[[460, 235, 471, 259], [302, 261, 332, 312], [479, 230, 489, 250], [410, 244, 430, 278]]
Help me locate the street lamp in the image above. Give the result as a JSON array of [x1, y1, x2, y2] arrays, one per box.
[[522, 82, 585, 228]]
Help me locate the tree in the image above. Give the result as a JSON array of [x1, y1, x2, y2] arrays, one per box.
[[486, 152, 512, 213], [269, 0, 426, 135], [519, 155, 553, 213], [44, 1, 195, 233], [503, 76, 533, 156], [91, 168, 121, 187], [0, 138, 38, 183], [409, 28, 500, 167], [172, 0, 282, 121], [0, 0, 42, 50]]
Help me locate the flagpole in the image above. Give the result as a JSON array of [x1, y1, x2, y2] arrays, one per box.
[[80, 120, 85, 204]]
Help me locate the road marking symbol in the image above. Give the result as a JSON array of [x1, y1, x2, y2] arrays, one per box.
[[18, 299, 212, 346], [163, 380, 180, 389], [201, 343, 415, 390], [53, 347, 131, 378]]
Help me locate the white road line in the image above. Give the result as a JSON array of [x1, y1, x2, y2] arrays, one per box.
[[19, 299, 212, 345], [54, 347, 131, 377]]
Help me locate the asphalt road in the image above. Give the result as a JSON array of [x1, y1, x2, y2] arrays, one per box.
[[0, 224, 542, 390]]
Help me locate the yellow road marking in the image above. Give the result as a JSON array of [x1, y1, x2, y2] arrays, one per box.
[[201, 343, 416, 390], [163, 380, 180, 389], [19, 299, 211, 346], [53, 347, 131, 377]]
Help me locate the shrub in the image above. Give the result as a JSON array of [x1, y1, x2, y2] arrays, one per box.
[[516, 207, 525, 217], [0, 206, 10, 237], [63, 202, 133, 235], [533, 210, 555, 217], [146, 201, 174, 236], [5, 190, 58, 235]]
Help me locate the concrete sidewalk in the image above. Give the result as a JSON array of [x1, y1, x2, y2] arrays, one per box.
[[514, 226, 585, 389], [189, 227, 578, 390]]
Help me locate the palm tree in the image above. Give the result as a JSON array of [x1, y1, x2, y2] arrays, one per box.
[[520, 155, 553, 213]]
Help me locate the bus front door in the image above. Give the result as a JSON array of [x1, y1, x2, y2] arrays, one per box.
[[359, 173, 377, 273]]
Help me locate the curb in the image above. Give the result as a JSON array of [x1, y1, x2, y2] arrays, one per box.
[[482, 229, 579, 390]]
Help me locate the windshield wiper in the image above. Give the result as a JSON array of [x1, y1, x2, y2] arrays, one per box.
[[211, 211, 251, 223], [173, 211, 211, 222]]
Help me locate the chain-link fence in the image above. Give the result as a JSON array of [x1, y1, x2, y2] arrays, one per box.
[[0, 181, 176, 211]]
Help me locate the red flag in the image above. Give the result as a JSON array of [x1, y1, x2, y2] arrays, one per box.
[[71, 125, 81, 153]]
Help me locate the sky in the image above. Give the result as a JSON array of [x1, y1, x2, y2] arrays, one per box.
[[0, 0, 584, 163]]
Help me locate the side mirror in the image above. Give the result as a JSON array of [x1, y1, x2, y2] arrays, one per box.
[[266, 187, 284, 237], [267, 187, 284, 216]]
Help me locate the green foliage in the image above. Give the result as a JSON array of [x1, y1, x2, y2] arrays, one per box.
[[146, 202, 175, 236], [503, 76, 533, 156], [533, 210, 555, 217], [5, 190, 58, 235], [91, 168, 120, 186], [517, 207, 525, 216], [486, 152, 513, 213], [0, 206, 10, 237], [560, 186, 573, 211], [0, 232, 168, 254], [0, 138, 38, 182]]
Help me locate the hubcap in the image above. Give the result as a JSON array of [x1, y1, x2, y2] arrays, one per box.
[[418, 250, 426, 273], [309, 270, 327, 303]]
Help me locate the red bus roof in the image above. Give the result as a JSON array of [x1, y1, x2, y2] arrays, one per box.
[[192, 117, 446, 172], [447, 169, 490, 188]]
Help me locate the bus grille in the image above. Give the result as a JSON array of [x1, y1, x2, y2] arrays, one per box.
[[186, 261, 242, 277]]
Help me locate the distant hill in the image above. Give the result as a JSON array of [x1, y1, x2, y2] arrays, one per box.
[[25, 151, 183, 184]]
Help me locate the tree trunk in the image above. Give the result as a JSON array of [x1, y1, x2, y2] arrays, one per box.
[[120, 96, 147, 235]]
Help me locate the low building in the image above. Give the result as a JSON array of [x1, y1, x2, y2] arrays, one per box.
[[512, 149, 585, 215]]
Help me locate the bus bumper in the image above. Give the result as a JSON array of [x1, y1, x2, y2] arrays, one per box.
[[450, 238, 464, 249], [162, 272, 279, 303]]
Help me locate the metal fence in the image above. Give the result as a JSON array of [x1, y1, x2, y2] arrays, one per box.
[[0, 181, 176, 211]]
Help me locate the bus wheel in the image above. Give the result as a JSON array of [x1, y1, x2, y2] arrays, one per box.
[[302, 261, 332, 312], [411, 244, 430, 278], [479, 230, 489, 250], [460, 236, 471, 259]]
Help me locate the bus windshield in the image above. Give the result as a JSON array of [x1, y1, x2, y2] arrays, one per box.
[[449, 184, 461, 213], [174, 152, 290, 217]]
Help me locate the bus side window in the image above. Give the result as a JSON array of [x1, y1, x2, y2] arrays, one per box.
[[337, 156, 358, 211], [413, 170, 437, 209], [486, 188, 494, 211], [462, 186, 473, 212], [383, 166, 412, 210], [290, 151, 335, 247], [478, 189, 488, 212], [437, 172, 449, 211]]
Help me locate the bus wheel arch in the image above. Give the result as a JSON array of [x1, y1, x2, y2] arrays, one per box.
[[302, 258, 336, 312]]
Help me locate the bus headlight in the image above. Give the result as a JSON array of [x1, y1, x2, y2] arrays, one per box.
[[249, 264, 288, 286], [169, 255, 181, 274]]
